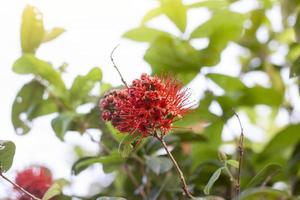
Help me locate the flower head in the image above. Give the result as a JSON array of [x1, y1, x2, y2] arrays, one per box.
[[100, 73, 190, 137], [14, 166, 53, 200]]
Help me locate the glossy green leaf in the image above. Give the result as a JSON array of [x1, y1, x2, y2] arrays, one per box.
[[51, 112, 76, 141], [146, 156, 173, 175], [43, 27, 65, 43], [13, 54, 67, 97], [123, 26, 170, 42], [42, 179, 68, 200], [0, 141, 16, 172], [226, 160, 239, 168], [247, 163, 282, 187], [72, 151, 124, 175], [97, 197, 126, 200], [240, 188, 290, 200], [160, 0, 187, 32], [70, 67, 102, 106], [21, 5, 45, 53], [12, 81, 48, 135], [204, 168, 222, 195]]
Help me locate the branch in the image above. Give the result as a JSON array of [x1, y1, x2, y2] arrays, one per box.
[[0, 172, 42, 200], [123, 164, 147, 199], [110, 44, 129, 88], [154, 133, 194, 199], [232, 110, 244, 199]]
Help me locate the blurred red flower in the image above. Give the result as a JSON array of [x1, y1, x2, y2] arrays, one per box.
[[14, 166, 53, 200], [100, 73, 190, 137]]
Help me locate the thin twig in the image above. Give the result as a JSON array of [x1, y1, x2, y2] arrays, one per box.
[[154, 132, 194, 199], [110, 44, 129, 88], [123, 164, 147, 199], [0, 172, 41, 200], [232, 110, 244, 199]]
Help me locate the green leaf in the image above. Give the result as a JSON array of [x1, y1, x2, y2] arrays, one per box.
[[257, 124, 300, 167], [21, 5, 45, 53], [295, 12, 300, 43], [190, 10, 245, 66], [204, 168, 222, 195], [43, 27, 65, 43], [105, 122, 125, 142], [190, 10, 245, 40], [42, 179, 68, 200], [11, 81, 53, 135], [241, 86, 283, 106], [226, 160, 239, 168], [72, 151, 124, 175], [193, 197, 225, 200], [70, 67, 102, 106], [100, 83, 112, 95], [160, 0, 187, 32], [51, 112, 76, 141], [13, 54, 67, 97], [144, 35, 200, 83], [172, 131, 207, 142], [141, 8, 162, 24], [187, 0, 229, 10], [118, 133, 141, 158], [247, 163, 282, 187], [0, 141, 16, 172], [97, 197, 126, 200], [240, 188, 290, 200], [290, 56, 300, 78], [146, 156, 173, 175], [207, 73, 245, 91], [123, 26, 170, 42]]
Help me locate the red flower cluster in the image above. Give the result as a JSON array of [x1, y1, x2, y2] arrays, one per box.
[[14, 166, 53, 200], [100, 73, 190, 137]]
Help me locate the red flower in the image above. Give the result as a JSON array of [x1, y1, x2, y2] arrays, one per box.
[[100, 73, 190, 137], [14, 166, 53, 200]]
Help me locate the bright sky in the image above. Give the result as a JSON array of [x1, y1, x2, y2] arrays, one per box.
[[0, 0, 299, 198]]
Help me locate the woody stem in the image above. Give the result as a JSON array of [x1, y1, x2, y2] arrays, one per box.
[[154, 133, 194, 199], [0, 172, 42, 200]]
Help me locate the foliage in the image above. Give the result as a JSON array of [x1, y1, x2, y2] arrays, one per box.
[[1, 0, 300, 199]]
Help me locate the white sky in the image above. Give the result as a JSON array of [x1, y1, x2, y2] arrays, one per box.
[[0, 0, 299, 198]]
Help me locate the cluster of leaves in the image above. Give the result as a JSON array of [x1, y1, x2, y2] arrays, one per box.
[[123, 0, 300, 199], [1, 0, 300, 199]]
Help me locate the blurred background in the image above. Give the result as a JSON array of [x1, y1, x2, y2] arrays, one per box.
[[0, 0, 155, 196], [1, 0, 300, 199]]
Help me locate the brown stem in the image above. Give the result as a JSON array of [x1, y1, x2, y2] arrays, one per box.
[[110, 44, 129, 88], [0, 172, 41, 200], [154, 133, 194, 199], [233, 111, 244, 199]]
